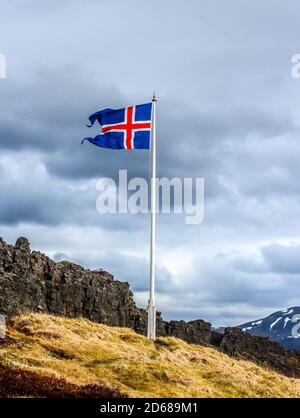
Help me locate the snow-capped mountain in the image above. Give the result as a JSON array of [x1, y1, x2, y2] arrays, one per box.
[[237, 307, 300, 351]]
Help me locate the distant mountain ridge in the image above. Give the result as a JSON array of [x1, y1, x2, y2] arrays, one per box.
[[236, 307, 300, 351]]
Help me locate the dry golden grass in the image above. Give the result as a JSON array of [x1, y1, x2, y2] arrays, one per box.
[[0, 313, 299, 398]]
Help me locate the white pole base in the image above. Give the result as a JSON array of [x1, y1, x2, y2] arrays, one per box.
[[147, 302, 156, 340]]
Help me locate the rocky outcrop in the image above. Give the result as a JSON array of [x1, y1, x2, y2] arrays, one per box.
[[211, 327, 300, 378], [0, 237, 146, 329], [0, 237, 210, 346], [164, 320, 211, 345], [1, 236, 300, 378]]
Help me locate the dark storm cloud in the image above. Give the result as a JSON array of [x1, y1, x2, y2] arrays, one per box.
[[2, 70, 297, 223], [0, 151, 154, 232], [1, 0, 300, 325], [1, 67, 296, 188], [0, 71, 125, 152], [0, 152, 96, 226]]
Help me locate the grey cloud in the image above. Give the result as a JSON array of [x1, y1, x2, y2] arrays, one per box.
[[0, 151, 154, 232], [1, 0, 300, 326], [262, 243, 300, 274], [53, 252, 69, 262], [225, 243, 300, 277]]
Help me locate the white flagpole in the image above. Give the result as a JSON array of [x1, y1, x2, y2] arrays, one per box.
[[147, 93, 157, 340]]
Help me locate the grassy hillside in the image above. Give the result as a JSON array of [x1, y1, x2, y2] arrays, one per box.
[[0, 313, 299, 398]]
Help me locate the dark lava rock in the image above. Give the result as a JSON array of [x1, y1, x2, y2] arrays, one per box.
[[219, 327, 300, 378], [0, 237, 211, 346], [1, 236, 300, 378]]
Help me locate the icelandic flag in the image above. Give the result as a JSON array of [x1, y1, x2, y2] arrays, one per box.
[[82, 103, 152, 150]]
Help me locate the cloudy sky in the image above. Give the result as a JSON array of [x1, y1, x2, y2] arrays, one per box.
[[1, 0, 300, 326]]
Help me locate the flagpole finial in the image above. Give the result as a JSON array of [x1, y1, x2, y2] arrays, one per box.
[[152, 92, 157, 102]]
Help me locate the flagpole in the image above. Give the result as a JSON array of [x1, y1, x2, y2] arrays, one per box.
[[147, 93, 157, 340]]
